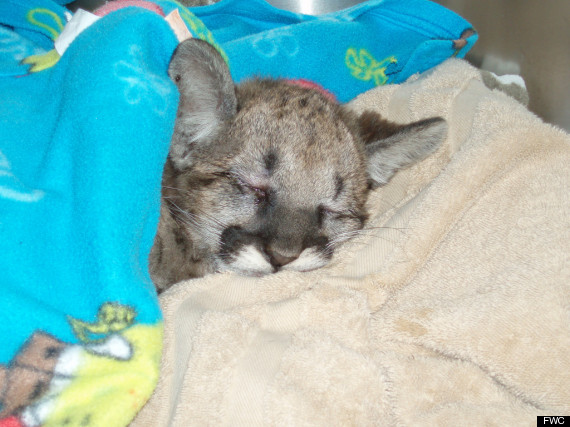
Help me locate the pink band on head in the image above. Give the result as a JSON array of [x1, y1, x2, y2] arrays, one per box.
[[94, 0, 165, 17], [285, 79, 337, 103]]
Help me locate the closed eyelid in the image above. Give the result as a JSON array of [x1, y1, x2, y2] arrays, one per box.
[[228, 168, 270, 191], [236, 176, 268, 193], [320, 206, 340, 216], [320, 205, 362, 220], [224, 172, 271, 202], [319, 199, 346, 215]]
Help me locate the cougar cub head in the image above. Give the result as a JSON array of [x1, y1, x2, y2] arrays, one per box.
[[150, 39, 447, 291]]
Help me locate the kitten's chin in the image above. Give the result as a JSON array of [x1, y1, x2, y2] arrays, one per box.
[[215, 245, 331, 277]]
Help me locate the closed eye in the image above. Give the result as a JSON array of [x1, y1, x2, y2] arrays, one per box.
[[318, 205, 364, 227], [218, 172, 270, 204], [249, 185, 269, 204], [234, 177, 269, 204]]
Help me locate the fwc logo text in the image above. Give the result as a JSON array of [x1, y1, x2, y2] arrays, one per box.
[[539, 416, 567, 425]]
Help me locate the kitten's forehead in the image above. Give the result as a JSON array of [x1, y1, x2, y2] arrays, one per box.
[[235, 80, 338, 133], [231, 88, 360, 167], [220, 80, 368, 202], [230, 113, 359, 181]]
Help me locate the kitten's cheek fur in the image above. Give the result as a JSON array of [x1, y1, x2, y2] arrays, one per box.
[[216, 244, 275, 276], [282, 248, 331, 272]]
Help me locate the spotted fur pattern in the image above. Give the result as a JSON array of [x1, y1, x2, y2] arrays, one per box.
[[149, 39, 447, 292]]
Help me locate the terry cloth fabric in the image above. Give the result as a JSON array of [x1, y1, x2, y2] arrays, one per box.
[[0, 0, 475, 425], [132, 59, 570, 426], [190, 0, 478, 102]]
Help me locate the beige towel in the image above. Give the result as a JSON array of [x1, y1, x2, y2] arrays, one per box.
[[133, 59, 570, 426]]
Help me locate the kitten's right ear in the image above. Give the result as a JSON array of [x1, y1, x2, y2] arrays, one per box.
[[358, 112, 447, 188], [168, 39, 237, 170]]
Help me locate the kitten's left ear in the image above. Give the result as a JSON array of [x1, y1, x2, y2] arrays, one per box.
[[358, 111, 448, 188], [168, 39, 237, 170]]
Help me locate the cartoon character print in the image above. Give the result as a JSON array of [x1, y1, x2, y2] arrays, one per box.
[[0, 303, 162, 427], [345, 47, 397, 86], [0, 332, 66, 421]]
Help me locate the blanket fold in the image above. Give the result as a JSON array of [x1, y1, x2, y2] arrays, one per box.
[[133, 59, 570, 426]]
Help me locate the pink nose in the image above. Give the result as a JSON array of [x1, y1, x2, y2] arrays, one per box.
[[265, 248, 299, 268]]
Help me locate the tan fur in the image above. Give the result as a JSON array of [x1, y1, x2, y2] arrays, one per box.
[[149, 40, 447, 292]]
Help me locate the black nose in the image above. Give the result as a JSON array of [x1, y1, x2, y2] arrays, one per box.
[[264, 247, 299, 268]]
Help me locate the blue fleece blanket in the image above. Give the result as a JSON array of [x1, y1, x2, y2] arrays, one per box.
[[190, 0, 477, 102], [0, 0, 475, 425]]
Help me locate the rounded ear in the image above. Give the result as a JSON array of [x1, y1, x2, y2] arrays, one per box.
[[358, 112, 447, 188], [168, 39, 237, 170]]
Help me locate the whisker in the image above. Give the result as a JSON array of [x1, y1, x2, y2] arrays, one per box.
[[327, 224, 408, 251], [162, 185, 191, 194], [162, 185, 220, 196], [365, 225, 410, 235], [162, 196, 229, 244]]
